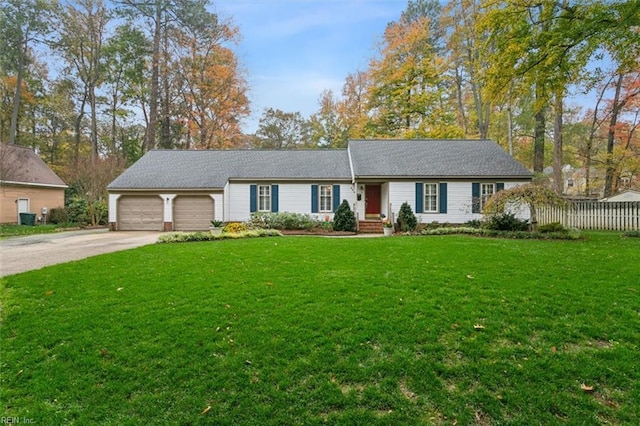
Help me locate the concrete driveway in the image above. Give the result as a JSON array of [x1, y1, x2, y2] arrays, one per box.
[[0, 229, 161, 277]]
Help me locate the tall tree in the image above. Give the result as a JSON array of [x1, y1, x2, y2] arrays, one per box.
[[0, 0, 56, 145], [479, 0, 640, 186], [255, 108, 310, 149], [174, 16, 249, 149], [117, 0, 218, 151], [444, 0, 492, 138], [338, 71, 370, 139], [367, 11, 461, 138], [102, 24, 150, 158], [54, 0, 109, 164], [309, 90, 347, 148]]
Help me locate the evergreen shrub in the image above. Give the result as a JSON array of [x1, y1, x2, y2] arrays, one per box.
[[483, 212, 529, 231], [333, 200, 356, 232], [397, 202, 417, 232]]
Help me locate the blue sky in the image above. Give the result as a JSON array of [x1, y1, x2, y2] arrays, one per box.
[[213, 0, 407, 133]]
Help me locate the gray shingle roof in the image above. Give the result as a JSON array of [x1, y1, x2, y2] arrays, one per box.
[[107, 149, 352, 189], [0, 144, 67, 187], [108, 140, 532, 190], [348, 139, 532, 178]]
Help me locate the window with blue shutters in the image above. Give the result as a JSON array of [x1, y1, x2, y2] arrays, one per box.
[[416, 182, 447, 214], [312, 184, 341, 213], [472, 182, 503, 213], [251, 184, 278, 213]]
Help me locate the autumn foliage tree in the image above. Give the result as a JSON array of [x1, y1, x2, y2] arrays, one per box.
[[367, 12, 462, 138], [483, 183, 566, 231], [175, 19, 249, 149]]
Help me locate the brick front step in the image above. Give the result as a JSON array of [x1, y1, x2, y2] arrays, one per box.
[[358, 220, 383, 234]]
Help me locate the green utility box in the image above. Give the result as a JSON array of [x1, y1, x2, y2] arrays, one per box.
[[19, 213, 36, 226]]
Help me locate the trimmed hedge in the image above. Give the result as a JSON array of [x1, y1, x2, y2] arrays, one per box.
[[420, 227, 583, 240], [158, 229, 282, 243]]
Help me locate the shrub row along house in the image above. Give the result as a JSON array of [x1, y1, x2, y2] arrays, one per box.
[[107, 139, 533, 231]]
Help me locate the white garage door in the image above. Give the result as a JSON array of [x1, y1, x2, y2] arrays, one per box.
[[174, 195, 214, 231], [118, 195, 163, 231]]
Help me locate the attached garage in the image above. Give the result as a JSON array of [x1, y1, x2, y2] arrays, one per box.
[[174, 195, 214, 231], [118, 195, 163, 231]]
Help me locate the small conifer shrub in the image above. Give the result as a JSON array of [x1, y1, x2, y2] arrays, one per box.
[[333, 200, 356, 232], [397, 202, 417, 232]]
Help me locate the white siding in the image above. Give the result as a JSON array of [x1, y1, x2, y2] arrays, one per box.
[[226, 182, 355, 222], [388, 181, 530, 224], [227, 183, 251, 222]]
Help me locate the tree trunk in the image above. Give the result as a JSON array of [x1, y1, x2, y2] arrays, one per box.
[[160, 15, 171, 149], [89, 85, 99, 164], [507, 104, 513, 156], [533, 84, 546, 174], [604, 73, 624, 197], [8, 40, 28, 145], [552, 91, 563, 194], [145, 2, 162, 152]]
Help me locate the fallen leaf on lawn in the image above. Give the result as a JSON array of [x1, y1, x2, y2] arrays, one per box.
[[473, 324, 485, 330], [201, 405, 211, 414], [580, 383, 594, 392], [551, 346, 557, 354], [45, 290, 54, 296]]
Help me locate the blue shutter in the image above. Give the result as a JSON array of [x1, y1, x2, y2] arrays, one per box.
[[496, 182, 505, 192], [271, 184, 279, 212], [415, 183, 423, 213], [439, 182, 448, 214], [311, 185, 319, 213], [250, 184, 257, 213], [472, 182, 480, 213], [332, 185, 341, 212]]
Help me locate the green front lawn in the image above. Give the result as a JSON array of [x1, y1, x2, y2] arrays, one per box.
[[1, 233, 638, 424]]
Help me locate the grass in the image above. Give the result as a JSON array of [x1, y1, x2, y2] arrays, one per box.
[[0, 224, 62, 239], [1, 233, 639, 424]]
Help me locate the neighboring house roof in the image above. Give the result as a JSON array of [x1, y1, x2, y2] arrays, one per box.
[[348, 139, 533, 179], [0, 144, 67, 188], [600, 190, 640, 202], [107, 149, 352, 190], [108, 139, 533, 190]]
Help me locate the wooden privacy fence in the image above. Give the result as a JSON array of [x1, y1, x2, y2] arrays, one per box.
[[538, 201, 640, 231]]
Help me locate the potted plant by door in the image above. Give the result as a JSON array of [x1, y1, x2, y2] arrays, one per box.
[[382, 219, 394, 236], [210, 220, 223, 236]]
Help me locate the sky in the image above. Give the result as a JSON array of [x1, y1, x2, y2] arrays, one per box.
[[212, 0, 408, 134]]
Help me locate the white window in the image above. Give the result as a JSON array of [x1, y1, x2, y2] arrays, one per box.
[[258, 185, 271, 212], [319, 185, 332, 212], [424, 183, 438, 213], [480, 183, 495, 210]]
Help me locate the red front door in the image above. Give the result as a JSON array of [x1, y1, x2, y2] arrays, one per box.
[[365, 185, 381, 216]]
